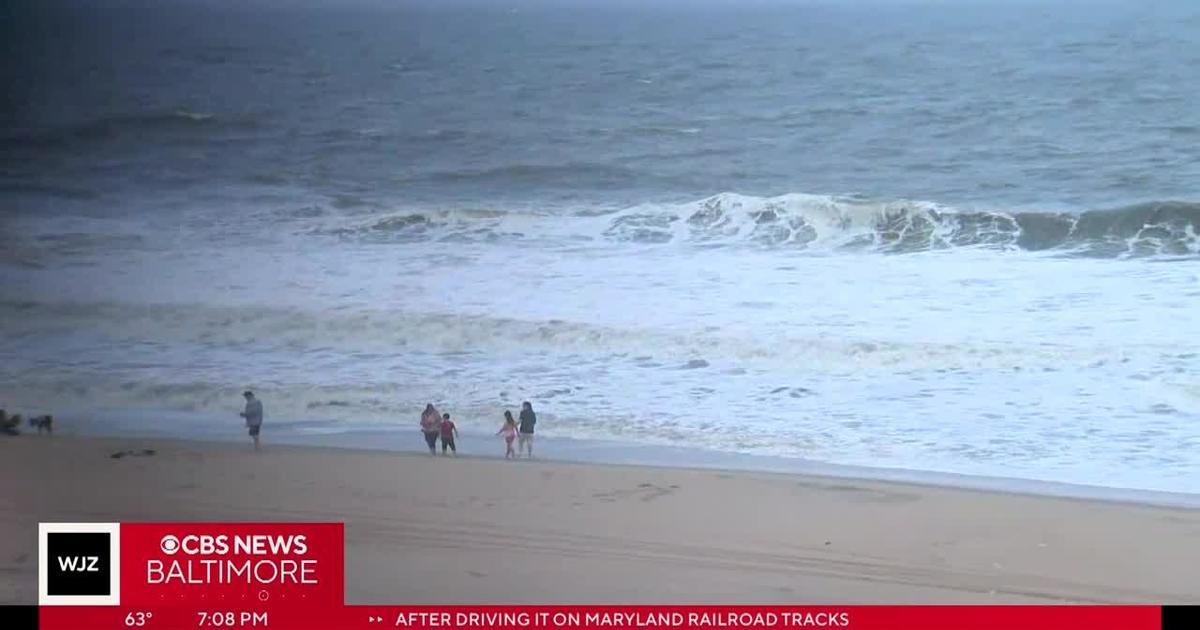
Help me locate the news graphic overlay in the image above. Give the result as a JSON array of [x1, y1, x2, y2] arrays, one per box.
[[37, 523, 344, 630], [38, 522, 121, 606], [19, 522, 1198, 630]]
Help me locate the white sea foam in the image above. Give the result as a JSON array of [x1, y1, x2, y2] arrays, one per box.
[[300, 193, 1200, 257], [1, 196, 1198, 495]]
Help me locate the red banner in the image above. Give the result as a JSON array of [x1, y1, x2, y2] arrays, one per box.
[[117, 523, 343, 607], [34, 604, 1164, 630]]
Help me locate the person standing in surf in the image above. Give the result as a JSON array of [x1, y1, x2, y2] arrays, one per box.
[[518, 401, 537, 458], [240, 391, 264, 451], [420, 403, 442, 455]]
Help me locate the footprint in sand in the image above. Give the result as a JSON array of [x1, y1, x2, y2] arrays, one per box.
[[594, 483, 678, 503], [816, 483, 919, 504], [109, 449, 157, 459]]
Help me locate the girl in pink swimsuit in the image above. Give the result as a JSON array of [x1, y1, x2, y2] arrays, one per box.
[[496, 411, 519, 459]]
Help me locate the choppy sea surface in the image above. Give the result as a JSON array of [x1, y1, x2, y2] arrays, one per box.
[[2, 1, 1199, 495]]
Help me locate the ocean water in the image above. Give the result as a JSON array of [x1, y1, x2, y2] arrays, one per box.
[[2, 1, 1199, 495]]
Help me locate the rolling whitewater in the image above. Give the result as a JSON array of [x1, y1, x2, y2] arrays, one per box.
[[2, 1, 1198, 497]]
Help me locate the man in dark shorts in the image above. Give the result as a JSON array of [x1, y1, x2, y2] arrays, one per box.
[[240, 391, 264, 451], [518, 401, 536, 458]]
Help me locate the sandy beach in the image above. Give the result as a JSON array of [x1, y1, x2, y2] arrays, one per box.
[[3, 435, 1199, 605]]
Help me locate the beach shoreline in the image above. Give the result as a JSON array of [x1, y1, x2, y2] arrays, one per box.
[[4, 434, 1200, 604], [42, 408, 1200, 510]]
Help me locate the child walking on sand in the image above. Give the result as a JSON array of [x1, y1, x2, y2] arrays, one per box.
[[440, 413, 458, 456], [497, 411, 519, 459]]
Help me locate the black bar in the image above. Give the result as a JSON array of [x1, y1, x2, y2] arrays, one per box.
[[1163, 605, 1200, 630], [0, 605, 37, 630]]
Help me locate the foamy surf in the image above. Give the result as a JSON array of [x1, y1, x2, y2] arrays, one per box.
[[305, 193, 1200, 259], [1, 231, 1197, 496]]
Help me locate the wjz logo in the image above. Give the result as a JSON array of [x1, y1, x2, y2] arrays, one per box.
[[48, 532, 109, 592], [39, 523, 121, 605], [56, 549, 102, 573]]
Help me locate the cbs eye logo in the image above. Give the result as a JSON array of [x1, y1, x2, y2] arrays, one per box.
[[39, 523, 121, 605], [160, 535, 181, 555]]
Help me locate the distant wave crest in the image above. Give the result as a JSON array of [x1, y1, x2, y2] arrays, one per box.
[[606, 193, 1200, 257], [323, 193, 1200, 258]]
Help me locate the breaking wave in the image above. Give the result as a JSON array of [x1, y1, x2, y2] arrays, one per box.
[[324, 193, 1200, 258], [607, 194, 1200, 257]]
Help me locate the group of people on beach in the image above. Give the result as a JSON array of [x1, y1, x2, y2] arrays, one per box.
[[240, 392, 541, 459], [10, 389, 542, 460], [421, 401, 538, 459], [9, 392, 538, 462]]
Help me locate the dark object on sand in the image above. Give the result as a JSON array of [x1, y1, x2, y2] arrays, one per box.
[[110, 449, 157, 459], [28, 414, 53, 434], [1, 410, 20, 436]]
